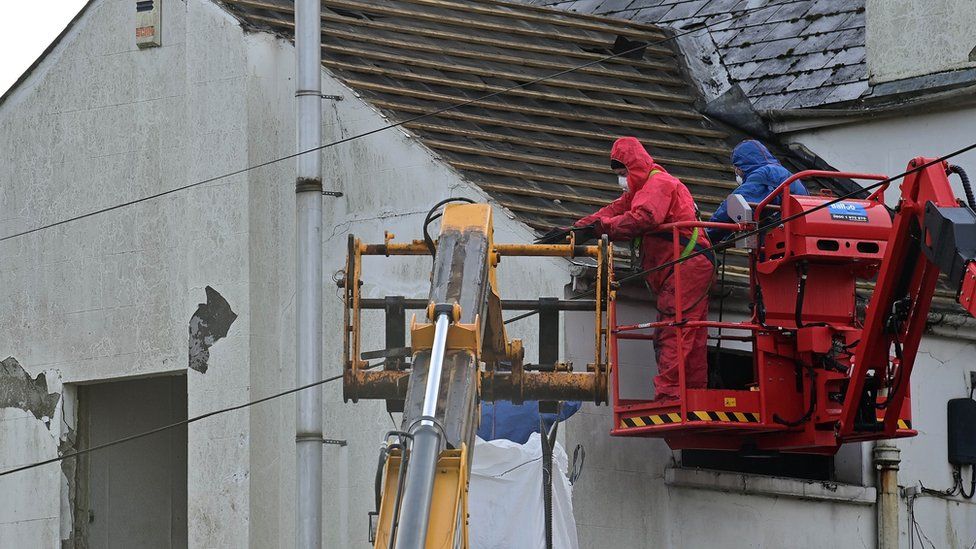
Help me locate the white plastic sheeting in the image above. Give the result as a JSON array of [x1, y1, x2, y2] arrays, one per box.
[[469, 434, 579, 549]]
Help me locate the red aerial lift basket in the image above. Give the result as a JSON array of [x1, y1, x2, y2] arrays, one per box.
[[607, 169, 934, 455]]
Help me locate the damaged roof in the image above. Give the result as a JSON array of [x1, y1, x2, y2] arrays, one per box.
[[219, 0, 826, 235], [529, 0, 870, 110], [216, 0, 866, 288]]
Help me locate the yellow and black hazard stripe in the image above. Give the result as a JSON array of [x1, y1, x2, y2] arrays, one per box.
[[619, 412, 682, 428], [876, 417, 912, 430], [686, 410, 760, 423]]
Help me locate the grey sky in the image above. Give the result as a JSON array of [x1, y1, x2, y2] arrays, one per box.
[[0, 1, 88, 96]]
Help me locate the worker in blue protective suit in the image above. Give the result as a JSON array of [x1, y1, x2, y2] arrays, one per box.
[[708, 140, 809, 242], [478, 400, 581, 444]]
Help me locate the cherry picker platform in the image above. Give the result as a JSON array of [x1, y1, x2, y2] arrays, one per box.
[[611, 161, 976, 454]]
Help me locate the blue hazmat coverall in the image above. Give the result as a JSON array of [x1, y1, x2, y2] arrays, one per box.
[[477, 400, 581, 444], [708, 140, 809, 241]]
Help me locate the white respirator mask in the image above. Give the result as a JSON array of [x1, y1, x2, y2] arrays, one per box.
[[617, 175, 629, 191]]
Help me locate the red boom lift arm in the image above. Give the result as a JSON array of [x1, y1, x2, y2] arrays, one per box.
[[842, 158, 976, 439]]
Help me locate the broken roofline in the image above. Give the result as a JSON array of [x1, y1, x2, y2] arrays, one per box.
[[763, 70, 976, 133], [533, 0, 870, 111]]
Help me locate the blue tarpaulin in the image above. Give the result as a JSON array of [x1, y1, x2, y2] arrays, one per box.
[[478, 400, 581, 444]]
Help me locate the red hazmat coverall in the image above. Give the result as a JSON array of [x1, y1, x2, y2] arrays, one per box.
[[576, 137, 713, 399]]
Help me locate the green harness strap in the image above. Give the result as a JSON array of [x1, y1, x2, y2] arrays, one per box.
[[680, 227, 700, 259]]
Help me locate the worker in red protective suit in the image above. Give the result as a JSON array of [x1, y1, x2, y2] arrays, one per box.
[[575, 137, 714, 402]]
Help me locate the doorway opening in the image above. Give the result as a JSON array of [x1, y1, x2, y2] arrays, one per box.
[[73, 374, 187, 548]]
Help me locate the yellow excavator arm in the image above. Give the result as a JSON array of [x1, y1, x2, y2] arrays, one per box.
[[342, 202, 610, 548]]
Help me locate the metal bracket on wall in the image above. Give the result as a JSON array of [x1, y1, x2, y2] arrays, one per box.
[[321, 94, 344, 101]]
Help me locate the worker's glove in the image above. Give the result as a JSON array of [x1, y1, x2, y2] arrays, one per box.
[[535, 226, 573, 244], [572, 223, 599, 243]]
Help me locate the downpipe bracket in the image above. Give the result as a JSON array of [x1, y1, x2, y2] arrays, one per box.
[[296, 177, 323, 193], [297, 434, 326, 443]]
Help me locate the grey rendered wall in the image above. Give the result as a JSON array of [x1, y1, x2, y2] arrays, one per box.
[[788, 107, 976, 207], [0, 0, 255, 546], [0, 0, 574, 546], [865, 0, 976, 83]]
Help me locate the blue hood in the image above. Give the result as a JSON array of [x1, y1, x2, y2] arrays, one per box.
[[731, 140, 782, 177]]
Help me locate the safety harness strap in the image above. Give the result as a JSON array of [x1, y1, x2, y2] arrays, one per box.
[[681, 227, 700, 260], [645, 231, 716, 265]]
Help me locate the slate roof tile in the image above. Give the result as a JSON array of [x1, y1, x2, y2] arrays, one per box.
[[594, 0, 636, 12], [727, 60, 763, 81], [723, 22, 778, 48], [615, 4, 672, 21], [756, 17, 813, 43], [784, 67, 836, 92], [661, 0, 710, 20], [831, 63, 864, 84], [820, 80, 870, 104], [802, 11, 853, 35], [753, 37, 805, 60], [747, 74, 797, 96], [829, 45, 866, 67], [790, 50, 839, 72], [529, 0, 870, 108], [695, 0, 742, 18], [751, 93, 794, 110]]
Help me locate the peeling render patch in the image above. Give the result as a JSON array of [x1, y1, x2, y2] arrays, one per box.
[[188, 286, 238, 373], [0, 357, 60, 424]]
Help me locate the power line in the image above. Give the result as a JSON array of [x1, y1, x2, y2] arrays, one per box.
[[0, 1, 793, 244], [504, 142, 976, 324], [0, 368, 361, 478]]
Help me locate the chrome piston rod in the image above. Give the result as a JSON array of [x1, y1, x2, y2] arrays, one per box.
[[393, 311, 451, 549]]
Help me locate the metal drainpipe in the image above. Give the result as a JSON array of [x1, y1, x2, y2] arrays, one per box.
[[295, 0, 324, 547], [874, 440, 901, 549]]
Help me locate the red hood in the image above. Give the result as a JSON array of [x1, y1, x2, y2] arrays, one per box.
[[610, 137, 663, 192]]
